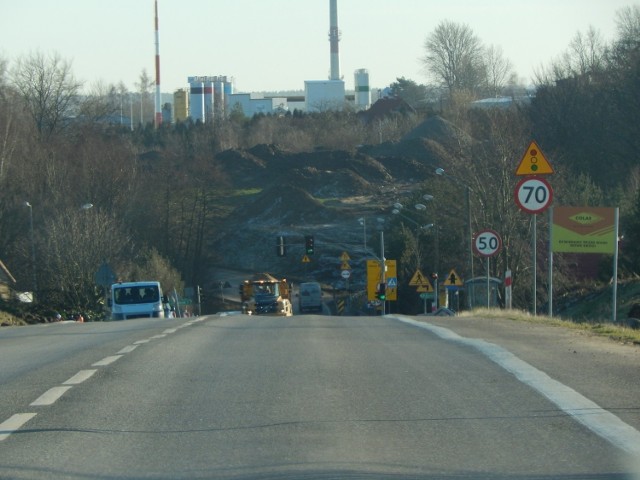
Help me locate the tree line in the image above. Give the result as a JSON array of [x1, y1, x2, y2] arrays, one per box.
[[0, 6, 639, 319]]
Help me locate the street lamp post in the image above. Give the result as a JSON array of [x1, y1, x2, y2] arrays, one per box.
[[358, 217, 367, 257], [24, 201, 37, 300], [393, 203, 436, 312], [435, 168, 474, 308]]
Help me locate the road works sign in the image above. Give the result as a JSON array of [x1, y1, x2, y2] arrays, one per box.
[[367, 259, 397, 301], [515, 140, 554, 176]]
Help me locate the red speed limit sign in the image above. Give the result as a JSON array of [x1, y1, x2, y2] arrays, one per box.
[[514, 176, 553, 214], [473, 229, 502, 257]]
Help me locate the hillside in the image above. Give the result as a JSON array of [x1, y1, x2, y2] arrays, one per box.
[[209, 116, 464, 285]]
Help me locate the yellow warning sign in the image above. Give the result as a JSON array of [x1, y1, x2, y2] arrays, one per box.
[[302, 255, 311, 263], [340, 261, 351, 270], [409, 269, 430, 286], [416, 282, 434, 293], [443, 269, 464, 286], [515, 140, 554, 176], [367, 259, 397, 301], [340, 251, 350, 262]]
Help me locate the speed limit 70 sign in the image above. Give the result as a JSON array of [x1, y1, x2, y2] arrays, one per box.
[[473, 229, 502, 257], [514, 176, 553, 214]]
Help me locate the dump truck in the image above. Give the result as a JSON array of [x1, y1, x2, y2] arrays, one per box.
[[240, 273, 293, 316]]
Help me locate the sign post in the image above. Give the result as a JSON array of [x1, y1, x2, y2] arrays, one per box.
[[473, 229, 502, 308], [515, 141, 555, 315]]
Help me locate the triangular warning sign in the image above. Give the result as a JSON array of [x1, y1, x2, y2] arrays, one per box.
[[340, 261, 351, 270], [409, 269, 429, 286], [340, 251, 350, 261], [516, 140, 554, 176], [302, 255, 311, 263], [443, 269, 464, 286]]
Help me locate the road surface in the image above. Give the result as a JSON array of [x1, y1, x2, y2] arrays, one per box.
[[1, 314, 639, 479]]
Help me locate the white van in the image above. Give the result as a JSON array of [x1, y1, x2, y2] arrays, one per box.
[[110, 281, 166, 320], [299, 282, 323, 313]]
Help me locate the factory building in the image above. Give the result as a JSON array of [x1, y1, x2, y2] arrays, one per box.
[[354, 69, 371, 111], [173, 89, 189, 122], [304, 80, 346, 112], [167, 1, 373, 121], [186, 76, 233, 123]]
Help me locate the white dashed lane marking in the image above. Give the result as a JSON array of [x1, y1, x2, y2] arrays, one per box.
[[92, 355, 123, 367], [1, 319, 196, 441], [30, 386, 73, 406], [0, 413, 37, 441], [63, 369, 97, 385], [117, 345, 138, 354]]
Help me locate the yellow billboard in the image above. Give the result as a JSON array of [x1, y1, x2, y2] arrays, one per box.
[[551, 207, 617, 254]]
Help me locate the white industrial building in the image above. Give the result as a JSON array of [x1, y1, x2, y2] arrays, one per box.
[[176, 1, 371, 121]]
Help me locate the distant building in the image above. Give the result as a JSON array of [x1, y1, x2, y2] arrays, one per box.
[[304, 80, 346, 112], [173, 89, 189, 123]]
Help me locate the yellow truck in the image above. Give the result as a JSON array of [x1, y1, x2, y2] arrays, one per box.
[[240, 273, 293, 316]]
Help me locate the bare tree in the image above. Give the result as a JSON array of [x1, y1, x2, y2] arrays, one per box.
[[615, 5, 640, 45], [39, 207, 134, 310], [422, 21, 486, 98], [10, 51, 82, 138], [135, 69, 154, 126], [483, 45, 515, 97], [77, 80, 121, 122]]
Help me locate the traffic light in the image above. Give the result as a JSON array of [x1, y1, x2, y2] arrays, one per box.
[[305, 235, 315, 255], [376, 282, 386, 300], [276, 236, 286, 257]]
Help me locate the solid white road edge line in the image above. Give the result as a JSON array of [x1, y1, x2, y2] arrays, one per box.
[[392, 315, 640, 456], [0, 413, 37, 441]]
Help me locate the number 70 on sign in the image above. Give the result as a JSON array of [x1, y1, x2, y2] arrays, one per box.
[[514, 176, 553, 214]]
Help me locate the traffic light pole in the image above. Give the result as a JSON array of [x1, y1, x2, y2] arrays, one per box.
[[380, 231, 386, 315]]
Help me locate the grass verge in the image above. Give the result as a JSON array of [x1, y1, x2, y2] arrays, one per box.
[[459, 308, 640, 345]]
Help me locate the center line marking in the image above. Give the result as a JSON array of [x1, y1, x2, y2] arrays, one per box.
[[63, 370, 97, 385], [0, 413, 37, 441], [92, 355, 122, 366], [118, 345, 138, 354], [30, 386, 72, 406]]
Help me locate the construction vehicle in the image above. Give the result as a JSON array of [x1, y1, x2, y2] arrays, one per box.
[[240, 273, 293, 316]]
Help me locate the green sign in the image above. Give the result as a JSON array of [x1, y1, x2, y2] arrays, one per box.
[[552, 207, 617, 254]]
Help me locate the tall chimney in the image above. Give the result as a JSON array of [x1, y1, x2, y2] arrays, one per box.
[[329, 0, 340, 80], [154, 0, 162, 127]]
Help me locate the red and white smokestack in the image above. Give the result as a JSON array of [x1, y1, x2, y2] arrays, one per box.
[[329, 0, 341, 80], [154, 0, 162, 127]]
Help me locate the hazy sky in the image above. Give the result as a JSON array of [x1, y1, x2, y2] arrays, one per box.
[[1, 0, 635, 94]]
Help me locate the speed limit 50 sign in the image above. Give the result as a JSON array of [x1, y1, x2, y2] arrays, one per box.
[[514, 176, 553, 214], [473, 229, 502, 257]]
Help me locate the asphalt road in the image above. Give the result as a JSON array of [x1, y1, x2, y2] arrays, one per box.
[[1, 314, 639, 479]]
